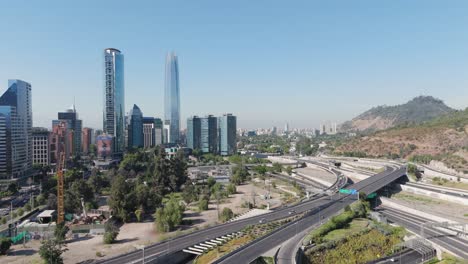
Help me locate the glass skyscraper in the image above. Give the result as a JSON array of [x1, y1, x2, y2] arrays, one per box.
[[164, 52, 180, 143], [187, 116, 201, 150], [128, 104, 143, 148], [0, 80, 32, 179], [103, 48, 125, 157], [218, 114, 237, 156], [200, 115, 218, 154]]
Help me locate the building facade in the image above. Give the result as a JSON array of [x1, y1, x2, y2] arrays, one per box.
[[53, 105, 82, 155], [142, 117, 155, 148], [49, 121, 73, 165], [103, 48, 125, 157], [127, 104, 143, 148], [187, 116, 201, 151], [32, 127, 50, 166], [218, 114, 237, 156], [200, 115, 218, 154], [82, 127, 93, 154], [96, 134, 113, 160], [154, 118, 163, 146], [164, 52, 180, 143], [0, 80, 33, 179]]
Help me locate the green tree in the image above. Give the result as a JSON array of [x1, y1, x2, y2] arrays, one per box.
[[7, 183, 18, 195], [108, 175, 137, 222], [16, 208, 24, 217], [255, 165, 268, 176], [65, 179, 95, 214], [182, 180, 198, 204], [47, 194, 58, 210], [226, 183, 237, 195], [272, 162, 283, 173], [103, 219, 120, 244], [0, 217, 6, 225], [170, 150, 188, 192], [154, 194, 185, 232], [24, 203, 31, 211], [0, 237, 11, 255], [198, 198, 209, 211], [39, 240, 67, 264], [206, 177, 216, 188], [54, 222, 69, 243], [285, 166, 293, 176], [219, 207, 234, 223]]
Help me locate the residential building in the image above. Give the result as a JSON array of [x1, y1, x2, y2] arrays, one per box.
[[103, 48, 125, 157], [53, 105, 82, 155], [200, 115, 218, 154], [143, 117, 155, 148], [49, 121, 73, 165], [218, 114, 237, 156], [82, 127, 93, 154], [32, 127, 50, 166], [164, 52, 180, 143], [0, 80, 33, 179], [186, 116, 201, 151], [127, 104, 143, 148]]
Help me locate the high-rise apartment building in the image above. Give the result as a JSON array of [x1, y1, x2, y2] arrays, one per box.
[[200, 115, 218, 154], [103, 48, 125, 157], [143, 117, 155, 148], [0, 80, 33, 179], [49, 121, 73, 165], [164, 52, 180, 143], [32, 127, 50, 166], [218, 114, 237, 156], [53, 105, 82, 155], [127, 104, 143, 148], [187, 116, 201, 150], [82, 127, 93, 154]]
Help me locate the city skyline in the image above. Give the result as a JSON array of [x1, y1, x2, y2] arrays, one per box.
[[1, 1, 468, 130], [164, 52, 181, 143]]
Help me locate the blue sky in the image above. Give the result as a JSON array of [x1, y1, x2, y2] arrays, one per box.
[[1, 0, 467, 129]]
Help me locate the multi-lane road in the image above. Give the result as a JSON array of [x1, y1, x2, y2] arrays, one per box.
[[100, 163, 406, 264]]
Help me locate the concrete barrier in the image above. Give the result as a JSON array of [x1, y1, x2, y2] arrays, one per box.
[[398, 184, 468, 206]]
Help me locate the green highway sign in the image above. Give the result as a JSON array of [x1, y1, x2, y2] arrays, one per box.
[[367, 193, 377, 199]]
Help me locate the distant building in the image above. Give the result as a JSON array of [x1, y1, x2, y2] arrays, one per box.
[[82, 127, 93, 154], [53, 105, 82, 155], [103, 48, 125, 157], [187, 116, 201, 151], [32, 127, 50, 166], [127, 104, 143, 148], [154, 118, 163, 146], [163, 120, 171, 144], [0, 80, 33, 179], [218, 114, 237, 156], [49, 121, 73, 165], [143, 117, 155, 148], [284, 123, 289, 133], [96, 134, 113, 160], [271, 126, 277, 136], [247, 131, 256, 137], [201, 115, 218, 154], [164, 52, 181, 143]]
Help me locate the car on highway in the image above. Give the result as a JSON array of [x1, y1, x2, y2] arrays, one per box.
[[258, 218, 267, 224], [288, 210, 296, 215]]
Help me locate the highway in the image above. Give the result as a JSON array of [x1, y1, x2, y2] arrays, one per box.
[[215, 166, 407, 264], [379, 206, 468, 259], [404, 182, 468, 198]]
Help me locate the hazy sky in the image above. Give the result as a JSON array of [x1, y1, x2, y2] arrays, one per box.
[[1, 0, 467, 129]]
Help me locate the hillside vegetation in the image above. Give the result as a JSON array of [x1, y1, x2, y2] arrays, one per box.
[[336, 108, 468, 173], [340, 96, 455, 132]]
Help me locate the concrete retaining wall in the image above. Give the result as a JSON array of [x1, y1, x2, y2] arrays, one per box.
[[421, 166, 468, 184], [398, 184, 468, 206]]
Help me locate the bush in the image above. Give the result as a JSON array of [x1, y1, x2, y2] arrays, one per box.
[[0, 237, 11, 255], [16, 208, 24, 217], [24, 204, 31, 212], [0, 217, 6, 225], [226, 183, 237, 195], [219, 208, 234, 223], [39, 239, 67, 264], [103, 220, 119, 244], [54, 222, 69, 243], [198, 198, 209, 211]]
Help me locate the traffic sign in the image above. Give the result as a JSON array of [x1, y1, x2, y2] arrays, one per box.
[[367, 193, 377, 199]]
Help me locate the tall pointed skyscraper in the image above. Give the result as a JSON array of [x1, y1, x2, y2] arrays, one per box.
[[164, 52, 180, 143], [103, 48, 125, 156]]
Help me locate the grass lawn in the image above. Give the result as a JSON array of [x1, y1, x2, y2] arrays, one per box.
[[430, 181, 468, 191], [323, 219, 369, 242], [393, 192, 442, 205]]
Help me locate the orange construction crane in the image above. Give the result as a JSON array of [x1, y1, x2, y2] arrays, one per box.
[[56, 152, 65, 224]]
